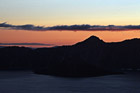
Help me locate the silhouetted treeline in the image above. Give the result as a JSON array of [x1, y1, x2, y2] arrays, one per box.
[[0, 36, 140, 77]]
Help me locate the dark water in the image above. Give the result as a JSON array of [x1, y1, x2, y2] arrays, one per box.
[[0, 71, 140, 93]]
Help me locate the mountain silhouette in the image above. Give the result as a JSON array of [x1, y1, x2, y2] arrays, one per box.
[[74, 35, 104, 47], [33, 36, 119, 77], [0, 36, 140, 77]]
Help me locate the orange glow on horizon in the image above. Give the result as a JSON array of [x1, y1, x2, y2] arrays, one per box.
[[1, 29, 140, 47]]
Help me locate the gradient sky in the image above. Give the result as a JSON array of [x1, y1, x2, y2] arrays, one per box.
[[0, 0, 140, 26], [1, 0, 140, 47]]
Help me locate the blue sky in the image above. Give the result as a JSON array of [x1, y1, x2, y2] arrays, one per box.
[[0, 0, 140, 26]]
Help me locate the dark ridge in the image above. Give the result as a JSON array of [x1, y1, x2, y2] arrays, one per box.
[[1, 36, 140, 77], [74, 35, 104, 47], [85, 35, 102, 42], [81, 36, 103, 44]]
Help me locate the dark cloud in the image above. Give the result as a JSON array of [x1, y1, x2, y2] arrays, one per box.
[[14, 24, 48, 30], [1, 22, 140, 31], [0, 22, 13, 27], [0, 43, 54, 46], [0, 22, 48, 31]]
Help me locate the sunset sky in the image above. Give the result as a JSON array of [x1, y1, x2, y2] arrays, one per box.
[[0, 0, 140, 47], [0, 0, 140, 26]]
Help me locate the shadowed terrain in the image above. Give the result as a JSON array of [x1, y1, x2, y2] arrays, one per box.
[[0, 36, 140, 77]]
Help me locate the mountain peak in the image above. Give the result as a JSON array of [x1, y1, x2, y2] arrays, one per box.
[[83, 35, 104, 43], [74, 35, 104, 46], [86, 35, 101, 41]]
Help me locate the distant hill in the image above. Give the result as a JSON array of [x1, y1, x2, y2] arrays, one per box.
[[33, 36, 140, 77], [0, 36, 140, 77], [0, 46, 33, 70]]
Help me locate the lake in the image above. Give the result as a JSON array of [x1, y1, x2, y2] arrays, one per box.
[[0, 71, 140, 93]]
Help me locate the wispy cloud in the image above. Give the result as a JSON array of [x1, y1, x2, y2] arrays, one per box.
[[0, 22, 49, 31], [0, 43, 54, 46], [1, 22, 140, 31]]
